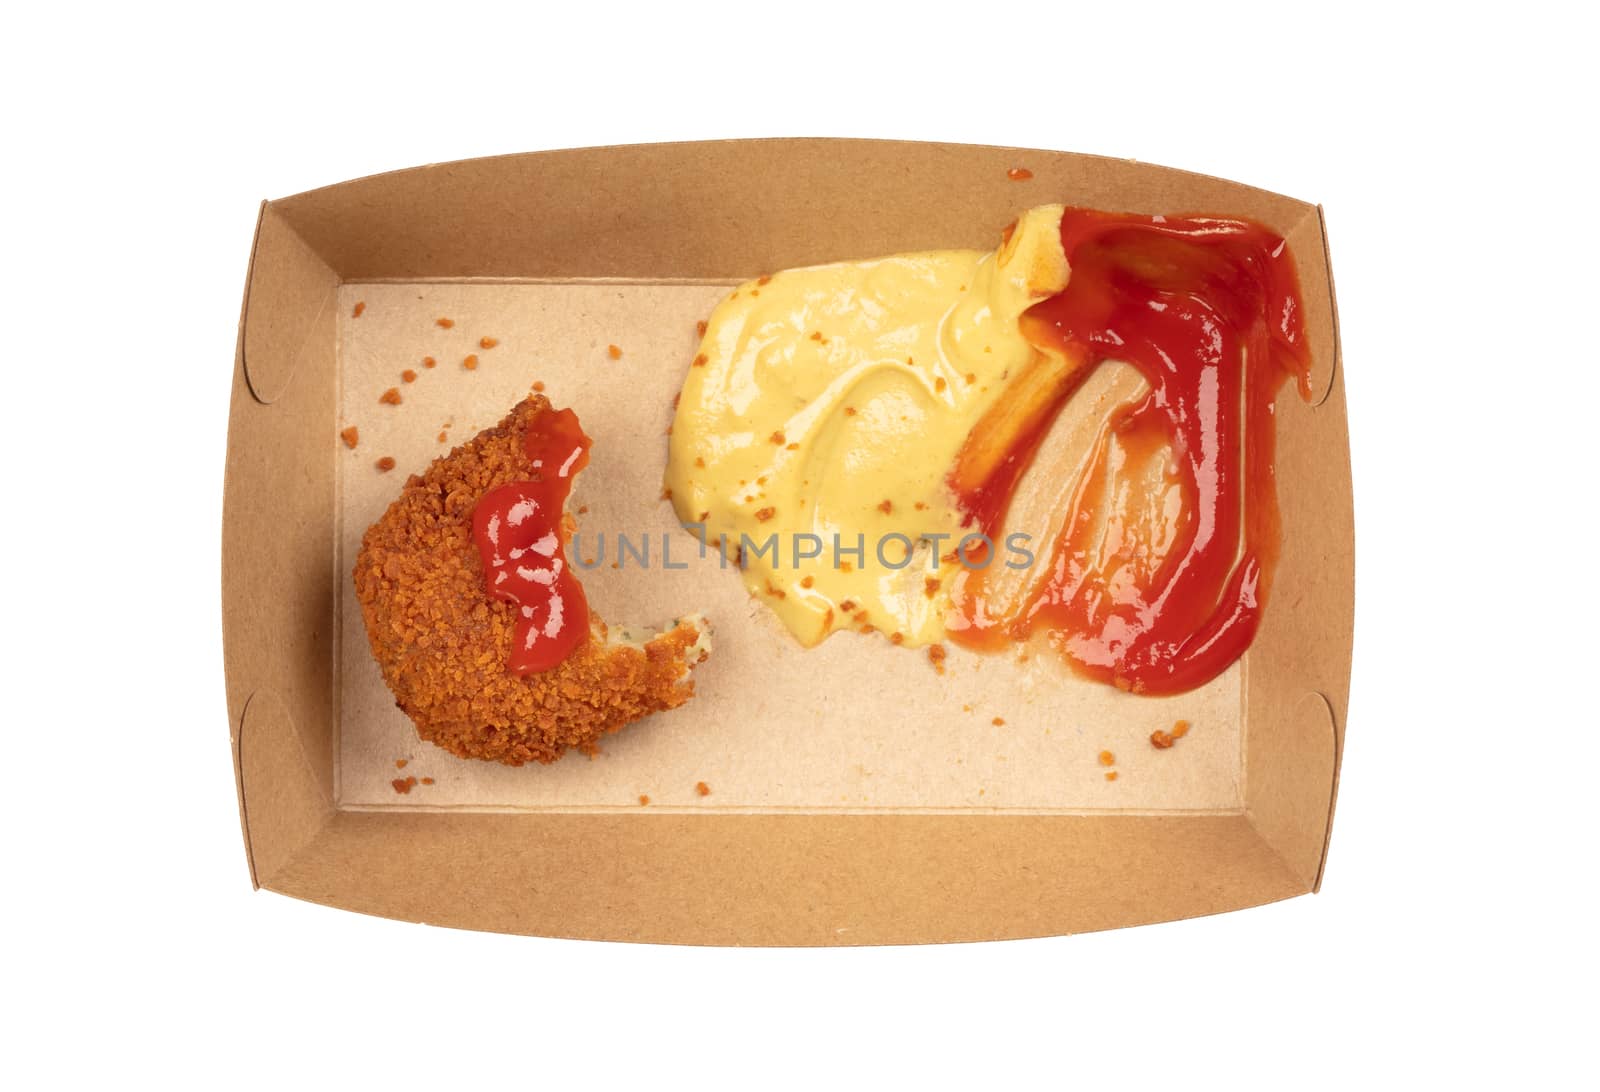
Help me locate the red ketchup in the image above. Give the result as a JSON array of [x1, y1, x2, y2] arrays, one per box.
[[947, 208, 1311, 694], [471, 406, 593, 674]]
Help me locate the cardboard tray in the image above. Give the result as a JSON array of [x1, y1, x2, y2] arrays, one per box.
[[223, 139, 1352, 944]]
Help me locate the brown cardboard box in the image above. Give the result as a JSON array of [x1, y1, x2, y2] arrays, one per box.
[[223, 139, 1352, 944]]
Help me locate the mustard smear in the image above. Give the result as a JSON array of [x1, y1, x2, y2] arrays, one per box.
[[667, 205, 1074, 647]]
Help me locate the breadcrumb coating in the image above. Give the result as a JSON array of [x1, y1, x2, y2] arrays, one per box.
[[355, 396, 708, 766]]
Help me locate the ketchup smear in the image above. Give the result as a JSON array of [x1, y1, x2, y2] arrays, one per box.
[[471, 405, 593, 674], [948, 208, 1311, 694]]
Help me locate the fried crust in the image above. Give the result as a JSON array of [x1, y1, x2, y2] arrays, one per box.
[[355, 396, 704, 765]]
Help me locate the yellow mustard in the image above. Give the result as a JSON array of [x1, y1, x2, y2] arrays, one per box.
[[667, 204, 1079, 647]]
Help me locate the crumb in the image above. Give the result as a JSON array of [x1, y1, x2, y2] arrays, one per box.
[[934, 376, 947, 393], [531, 381, 545, 393], [607, 344, 623, 360], [660, 486, 673, 501], [785, 442, 799, 451], [696, 320, 708, 337], [694, 456, 706, 468], [965, 372, 977, 384], [479, 336, 499, 349], [340, 426, 359, 449], [1098, 750, 1116, 766], [420, 777, 434, 785], [463, 354, 479, 370], [422, 356, 436, 369], [401, 369, 417, 383], [379, 387, 402, 405], [577, 505, 589, 515], [924, 577, 941, 598], [754, 506, 776, 522], [436, 317, 454, 328], [395, 758, 408, 769], [809, 331, 823, 342], [1105, 771, 1118, 782], [375, 456, 397, 472], [928, 643, 947, 675], [770, 430, 786, 445], [890, 632, 904, 645], [639, 794, 650, 806], [1151, 728, 1176, 749], [859, 624, 874, 634], [352, 301, 366, 318], [1007, 166, 1033, 181], [877, 499, 893, 514], [673, 393, 681, 409], [695, 781, 711, 797], [692, 353, 707, 368], [800, 575, 814, 589], [757, 275, 772, 286], [914, 501, 927, 511], [843, 406, 857, 416], [839, 561, 853, 573], [765, 579, 786, 599], [962, 704, 972, 712], [839, 599, 856, 612], [391, 776, 418, 794], [1171, 719, 1191, 740], [437, 431, 448, 443], [698, 510, 709, 521], [992, 717, 1005, 726]]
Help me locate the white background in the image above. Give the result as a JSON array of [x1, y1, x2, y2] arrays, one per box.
[[4, 2, 1595, 1087]]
